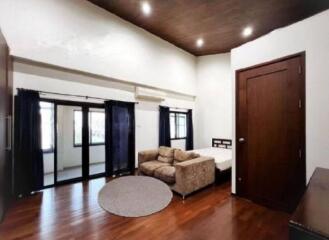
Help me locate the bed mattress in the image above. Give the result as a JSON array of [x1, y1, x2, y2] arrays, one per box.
[[191, 147, 232, 171]]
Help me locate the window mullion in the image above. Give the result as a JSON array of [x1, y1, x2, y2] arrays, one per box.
[[89, 112, 92, 145], [176, 113, 179, 139]]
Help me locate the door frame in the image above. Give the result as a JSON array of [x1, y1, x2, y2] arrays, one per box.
[[0, 30, 13, 222], [235, 52, 306, 198], [40, 98, 106, 188]]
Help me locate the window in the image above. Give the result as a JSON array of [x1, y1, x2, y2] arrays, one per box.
[[89, 111, 105, 145], [74, 110, 105, 147], [170, 112, 187, 140], [40, 101, 55, 153], [74, 110, 83, 146]]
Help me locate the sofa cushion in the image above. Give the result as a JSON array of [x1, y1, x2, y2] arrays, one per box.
[[157, 146, 175, 164], [140, 160, 170, 176], [174, 149, 200, 164], [154, 166, 176, 184]]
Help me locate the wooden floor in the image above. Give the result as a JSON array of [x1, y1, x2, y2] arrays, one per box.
[[0, 178, 290, 240]]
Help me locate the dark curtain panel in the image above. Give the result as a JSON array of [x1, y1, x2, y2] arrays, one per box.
[[14, 89, 43, 197], [186, 109, 194, 150], [105, 100, 135, 176], [159, 106, 171, 147]]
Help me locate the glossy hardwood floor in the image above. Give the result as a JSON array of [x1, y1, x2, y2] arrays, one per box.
[[0, 178, 290, 240]]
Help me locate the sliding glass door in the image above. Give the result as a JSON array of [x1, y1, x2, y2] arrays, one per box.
[[40, 99, 106, 188], [40, 101, 55, 187], [56, 105, 83, 183], [88, 108, 106, 176]]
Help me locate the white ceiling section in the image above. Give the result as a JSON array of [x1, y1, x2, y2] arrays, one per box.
[[0, 0, 197, 96]]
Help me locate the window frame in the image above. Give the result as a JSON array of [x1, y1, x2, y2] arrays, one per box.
[[40, 101, 55, 154], [88, 110, 106, 146], [170, 111, 187, 140], [73, 109, 105, 147]]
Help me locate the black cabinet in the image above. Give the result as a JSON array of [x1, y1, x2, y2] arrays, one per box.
[[289, 168, 329, 240]]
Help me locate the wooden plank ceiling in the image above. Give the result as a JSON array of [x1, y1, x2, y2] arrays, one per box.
[[88, 0, 329, 56]]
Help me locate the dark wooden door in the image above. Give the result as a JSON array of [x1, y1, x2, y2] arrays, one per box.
[[236, 54, 305, 212], [0, 30, 7, 221], [0, 29, 11, 222]]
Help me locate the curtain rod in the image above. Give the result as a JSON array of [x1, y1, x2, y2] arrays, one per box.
[[161, 105, 190, 111], [16, 88, 139, 104]]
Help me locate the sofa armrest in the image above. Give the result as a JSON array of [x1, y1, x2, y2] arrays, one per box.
[[138, 149, 159, 166], [174, 157, 215, 196]]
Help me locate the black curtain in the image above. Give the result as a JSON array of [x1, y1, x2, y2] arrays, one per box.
[[14, 89, 43, 197], [159, 106, 171, 147], [185, 109, 194, 150], [105, 100, 135, 176]]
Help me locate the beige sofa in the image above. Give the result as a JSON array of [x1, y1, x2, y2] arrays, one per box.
[[138, 146, 215, 199]]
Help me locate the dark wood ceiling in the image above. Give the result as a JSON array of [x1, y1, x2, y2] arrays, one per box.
[[88, 0, 329, 56]]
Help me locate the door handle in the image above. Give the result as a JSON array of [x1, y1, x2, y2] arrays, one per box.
[[238, 138, 245, 143], [6, 116, 12, 151]]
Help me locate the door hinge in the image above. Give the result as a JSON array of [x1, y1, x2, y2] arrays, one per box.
[[298, 65, 302, 74], [299, 99, 302, 109]]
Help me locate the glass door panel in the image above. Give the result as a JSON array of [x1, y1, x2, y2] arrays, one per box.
[[89, 108, 105, 176], [40, 101, 55, 186], [56, 105, 83, 182]]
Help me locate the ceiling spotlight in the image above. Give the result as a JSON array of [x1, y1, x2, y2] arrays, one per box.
[[196, 38, 204, 48], [141, 1, 152, 16], [242, 26, 253, 37]]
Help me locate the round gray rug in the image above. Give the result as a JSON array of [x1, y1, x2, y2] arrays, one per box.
[[98, 176, 173, 217]]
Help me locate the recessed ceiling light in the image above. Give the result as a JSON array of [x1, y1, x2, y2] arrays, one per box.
[[141, 1, 151, 16], [242, 26, 253, 37], [196, 38, 204, 48]]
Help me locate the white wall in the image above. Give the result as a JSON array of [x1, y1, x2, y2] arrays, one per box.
[[13, 61, 195, 168], [0, 0, 196, 95], [0, 0, 229, 168], [230, 10, 329, 193], [195, 53, 232, 148], [171, 140, 186, 150]]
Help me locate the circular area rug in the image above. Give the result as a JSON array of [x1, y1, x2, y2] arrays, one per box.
[[98, 176, 173, 217]]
